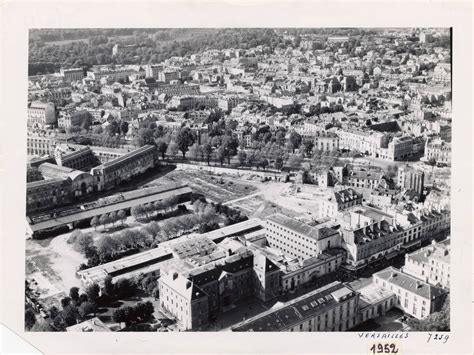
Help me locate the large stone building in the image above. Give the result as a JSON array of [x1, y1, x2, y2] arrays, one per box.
[[87, 67, 137, 82], [397, 165, 425, 194], [27, 101, 56, 128], [277, 248, 346, 293], [373, 267, 448, 319], [232, 281, 360, 332], [159, 248, 281, 331], [54, 145, 98, 171], [346, 170, 383, 190], [265, 214, 342, 261], [60, 68, 84, 82], [339, 207, 403, 271], [38, 163, 95, 197], [337, 129, 388, 156], [27, 135, 57, 156], [91, 145, 156, 191], [402, 239, 450, 289], [320, 188, 363, 219], [26, 178, 73, 214], [312, 131, 340, 152], [383, 136, 419, 161], [424, 138, 451, 166]]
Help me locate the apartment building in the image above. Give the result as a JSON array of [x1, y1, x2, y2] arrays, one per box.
[[312, 131, 340, 152], [397, 165, 425, 194], [28, 101, 56, 128], [87, 67, 136, 82], [27, 135, 56, 156], [385, 136, 417, 161], [339, 207, 403, 271], [337, 129, 388, 156], [167, 95, 218, 111], [60, 68, 84, 82], [320, 188, 363, 219], [424, 138, 451, 166], [346, 170, 383, 190], [402, 240, 450, 289], [373, 267, 448, 319]]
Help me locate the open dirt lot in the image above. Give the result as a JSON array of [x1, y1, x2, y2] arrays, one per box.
[[152, 169, 332, 221], [26, 233, 88, 307], [149, 169, 258, 203]]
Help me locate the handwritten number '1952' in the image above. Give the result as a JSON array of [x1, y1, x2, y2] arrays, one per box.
[[369, 343, 399, 353]]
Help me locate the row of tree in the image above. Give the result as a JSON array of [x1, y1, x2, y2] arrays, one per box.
[[90, 209, 127, 230], [130, 195, 181, 220]]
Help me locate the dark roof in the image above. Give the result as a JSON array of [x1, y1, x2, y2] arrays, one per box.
[[27, 178, 70, 189], [94, 145, 155, 171], [232, 282, 355, 331], [28, 185, 191, 231], [61, 146, 93, 162], [186, 250, 254, 286], [334, 188, 362, 204]]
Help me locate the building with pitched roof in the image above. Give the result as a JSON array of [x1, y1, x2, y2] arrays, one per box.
[[338, 207, 403, 271], [54, 145, 97, 171], [373, 266, 448, 319], [321, 188, 363, 219], [91, 145, 156, 191], [38, 162, 95, 197], [26, 178, 73, 215], [27, 184, 192, 237], [159, 271, 209, 330], [402, 239, 450, 289], [159, 248, 281, 330], [424, 138, 451, 166], [232, 281, 360, 332]]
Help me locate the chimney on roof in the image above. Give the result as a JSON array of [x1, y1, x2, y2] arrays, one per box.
[[173, 272, 179, 280], [431, 239, 436, 246], [416, 281, 422, 288]]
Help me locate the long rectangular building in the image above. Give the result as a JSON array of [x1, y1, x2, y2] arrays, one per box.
[[91, 145, 156, 191], [27, 184, 192, 237], [76, 218, 263, 286], [265, 214, 341, 261], [232, 281, 359, 332]]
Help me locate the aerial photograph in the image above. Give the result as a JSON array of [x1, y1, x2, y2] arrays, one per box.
[[25, 28, 451, 332]]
